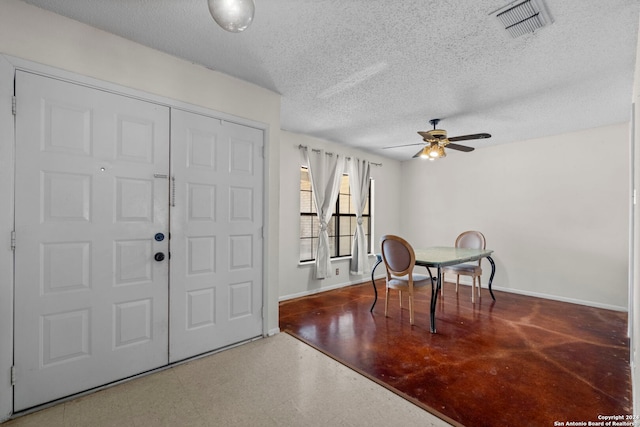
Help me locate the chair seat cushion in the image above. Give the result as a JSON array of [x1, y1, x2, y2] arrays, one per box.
[[443, 263, 482, 275], [388, 273, 432, 289]]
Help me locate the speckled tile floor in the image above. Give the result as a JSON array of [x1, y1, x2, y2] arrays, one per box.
[[1, 333, 451, 427], [279, 280, 632, 427]]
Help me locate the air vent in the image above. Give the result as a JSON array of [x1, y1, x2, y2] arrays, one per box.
[[491, 0, 552, 38]]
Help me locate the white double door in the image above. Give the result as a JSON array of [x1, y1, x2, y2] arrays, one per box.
[[13, 71, 263, 411]]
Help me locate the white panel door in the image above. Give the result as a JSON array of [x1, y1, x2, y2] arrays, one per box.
[[169, 109, 263, 362], [13, 71, 170, 411]]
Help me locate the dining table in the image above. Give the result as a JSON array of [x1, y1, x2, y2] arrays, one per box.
[[370, 246, 496, 333]]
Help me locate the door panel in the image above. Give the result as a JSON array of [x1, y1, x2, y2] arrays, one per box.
[[170, 110, 263, 362], [13, 71, 170, 411]]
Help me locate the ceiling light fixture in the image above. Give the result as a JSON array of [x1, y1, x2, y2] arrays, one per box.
[[208, 0, 255, 33], [419, 146, 430, 159], [420, 142, 446, 160]]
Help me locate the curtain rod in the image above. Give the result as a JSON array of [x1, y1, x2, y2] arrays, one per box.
[[297, 144, 382, 166]]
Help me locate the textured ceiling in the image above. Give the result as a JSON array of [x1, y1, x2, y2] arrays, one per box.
[[22, 0, 640, 160]]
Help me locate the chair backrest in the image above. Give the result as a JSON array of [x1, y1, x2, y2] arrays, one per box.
[[455, 230, 486, 266], [380, 235, 416, 277]]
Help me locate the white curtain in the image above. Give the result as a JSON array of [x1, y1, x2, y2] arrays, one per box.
[[302, 147, 345, 279], [348, 158, 371, 275]]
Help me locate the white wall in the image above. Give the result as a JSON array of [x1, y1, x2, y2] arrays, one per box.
[[400, 123, 630, 310], [0, 0, 281, 420], [278, 131, 402, 300]]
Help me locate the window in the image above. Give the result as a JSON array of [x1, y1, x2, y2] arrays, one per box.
[[299, 167, 371, 262]]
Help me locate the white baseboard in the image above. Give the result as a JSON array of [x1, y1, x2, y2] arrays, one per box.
[[279, 278, 376, 302], [489, 285, 627, 312], [450, 278, 627, 312], [267, 328, 280, 336], [279, 275, 628, 313]]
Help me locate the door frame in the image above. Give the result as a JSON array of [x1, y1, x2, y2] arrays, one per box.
[[0, 55, 16, 422], [0, 55, 270, 420]]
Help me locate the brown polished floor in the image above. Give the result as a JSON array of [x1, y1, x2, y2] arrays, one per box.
[[279, 279, 632, 427]]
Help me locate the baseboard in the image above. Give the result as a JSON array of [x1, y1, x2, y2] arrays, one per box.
[[451, 279, 627, 312], [491, 285, 627, 312], [280, 275, 627, 312], [267, 327, 280, 337], [279, 278, 370, 301]]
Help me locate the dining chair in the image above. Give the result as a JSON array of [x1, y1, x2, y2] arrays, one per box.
[[441, 230, 486, 303], [380, 234, 433, 325]]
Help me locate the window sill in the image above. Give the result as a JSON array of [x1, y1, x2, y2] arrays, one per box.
[[298, 256, 350, 267], [298, 254, 376, 267]]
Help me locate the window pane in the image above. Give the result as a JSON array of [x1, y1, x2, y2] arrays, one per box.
[[329, 239, 337, 258], [300, 216, 313, 238], [339, 236, 352, 257], [339, 192, 350, 214], [300, 238, 313, 261], [363, 197, 369, 215], [361, 217, 369, 234], [300, 190, 313, 213], [364, 217, 371, 254], [300, 168, 311, 191], [300, 168, 317, 214], [351, 217, 358, 234], [327, 217, 336, 237], [311, 216, 319, 238], [340, 216, 352, 237], [349, 196, 356, 214], [339, 175, 349, 193]]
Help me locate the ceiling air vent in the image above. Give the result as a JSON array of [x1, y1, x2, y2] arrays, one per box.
[[491, 0, 552, 38]]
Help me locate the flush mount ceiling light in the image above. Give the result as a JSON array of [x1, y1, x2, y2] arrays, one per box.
[[491, 0, 553, 38], [208, 0, 255, 33]]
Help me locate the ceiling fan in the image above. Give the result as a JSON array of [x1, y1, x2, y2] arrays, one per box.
[[383, 119, 491, 160]]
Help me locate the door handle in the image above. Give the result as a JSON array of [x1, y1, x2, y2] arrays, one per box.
[[154, 252, 165, 262]]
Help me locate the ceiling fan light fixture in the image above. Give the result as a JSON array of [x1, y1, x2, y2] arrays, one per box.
[[434, 145, 446, 158], [208, 0, 255, 33], [421, 142, 445, 159]]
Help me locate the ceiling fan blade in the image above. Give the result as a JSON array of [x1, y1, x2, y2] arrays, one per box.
[[446, 143, 475, 152], [382, 142, 424, 149], [448, 133, 491, 142]]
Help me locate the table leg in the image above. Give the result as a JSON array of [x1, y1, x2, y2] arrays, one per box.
[[487, 256, 496, 301], [370, 256, 383, 312], [430, 266, 441, 333], [425, 266, 434, 281]]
